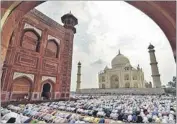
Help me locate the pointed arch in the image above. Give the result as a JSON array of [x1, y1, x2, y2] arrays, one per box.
[[41, 79, 55, 91], [45, 39, 59, 58], [10, 76, 33, 100], [41, 79, 55, 99], [110, 75, 119, 88], [134, 82, 138, 88], [133, 75, 137, 80], [125, 82, 130, 88], [124, 74, 129, 80], [21, 28, 40, 52]]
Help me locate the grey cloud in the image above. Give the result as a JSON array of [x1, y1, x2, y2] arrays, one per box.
[[36, 1, 176, 90], [90, 59, 107, 66]]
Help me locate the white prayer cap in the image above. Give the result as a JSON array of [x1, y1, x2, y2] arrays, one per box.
[[158, 112, 162, 116], [170, 110, 175, 115], [162, 118, 168, 123], [143, 116, 148, 123], [155, 117, 160, 123], [152, 115, 157, 120], [147, 114, 151, 118]]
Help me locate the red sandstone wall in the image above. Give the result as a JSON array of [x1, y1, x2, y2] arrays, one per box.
[[1, 9, 74, 101]]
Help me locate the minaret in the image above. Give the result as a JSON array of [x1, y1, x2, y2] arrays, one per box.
[[148, 43, 161, 88], [61, 11, 78, 96], [61, 11, 78, 34], [76, 62, 81, 92], [118, 49, 121, 55]]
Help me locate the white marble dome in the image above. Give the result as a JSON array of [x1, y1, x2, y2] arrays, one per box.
[[111, 51, 130, 68]]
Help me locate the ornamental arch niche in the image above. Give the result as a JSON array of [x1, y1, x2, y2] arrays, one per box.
[[10, 76, 33, 100], [41, 79, 55, 100], [110, 75, 119, 88], [45, 39, 59, 58], [21, 28, 41, 52], [125, 82, 130, 88]]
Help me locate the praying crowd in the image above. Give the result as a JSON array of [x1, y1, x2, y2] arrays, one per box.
[[1, 95, 176, 123]]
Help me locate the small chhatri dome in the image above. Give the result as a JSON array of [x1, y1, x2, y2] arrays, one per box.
[[148, 43, 154, 49], [118, 49, 121, 55], [61, 11, 78, 25], [104, 66, 109, 70], [78, 61, 81, 65], [111, 50, 130, 68]]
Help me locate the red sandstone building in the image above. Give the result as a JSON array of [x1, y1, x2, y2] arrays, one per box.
[[1, 9, 78, 102]]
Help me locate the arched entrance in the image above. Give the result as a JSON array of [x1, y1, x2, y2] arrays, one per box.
[[134, 82, 138, 88], [41, 83, 51, 100], [10, 76, 32, 101], [125, 82, 130, 88], [110, 75, 119, 88]]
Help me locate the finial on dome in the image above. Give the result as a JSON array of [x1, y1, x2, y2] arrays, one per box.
[[148, 43, 154, 49], [137, 64, 140, 70], [69, 10, 71, 14], [118, 49, 121, 55], [78, 61, 81, 66]]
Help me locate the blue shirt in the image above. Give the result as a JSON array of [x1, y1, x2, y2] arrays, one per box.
[[132, 115, 137, 121]]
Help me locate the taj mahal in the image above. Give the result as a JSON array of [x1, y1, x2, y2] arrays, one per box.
[[98, 50, 145, 89], [75, 44, 165, 95]]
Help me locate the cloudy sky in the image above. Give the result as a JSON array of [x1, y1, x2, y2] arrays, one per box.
[[36, 1, 176, 91]]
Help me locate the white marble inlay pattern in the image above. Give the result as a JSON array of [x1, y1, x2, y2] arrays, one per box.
[[24, 23, 42, 36], [42, 76, 56, 83], [13, 72, 34, 82], [48, 35, 60, 45]]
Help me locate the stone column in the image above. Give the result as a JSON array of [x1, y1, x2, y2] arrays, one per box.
[[76, 62, 81, 93], [148, 44, 161, 88]]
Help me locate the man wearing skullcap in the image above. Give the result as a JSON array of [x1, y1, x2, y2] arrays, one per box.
[[143, 116, 148, 123], [162, 118, 168, 123]]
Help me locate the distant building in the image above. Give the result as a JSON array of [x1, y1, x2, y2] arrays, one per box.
[[76, 49, 164, 95], [98, 50, 145, 88], [1, 9, 78, 102]]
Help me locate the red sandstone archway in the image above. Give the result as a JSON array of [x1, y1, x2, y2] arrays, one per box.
[[10, 76, 33, 101], [1, 1, 176, 62], [40, 79, 55, 100]]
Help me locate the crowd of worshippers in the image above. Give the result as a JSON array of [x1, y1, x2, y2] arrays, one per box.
[[1, 95, 176, 123]]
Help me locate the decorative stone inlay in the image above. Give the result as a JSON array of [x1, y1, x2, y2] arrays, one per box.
[[13, 72, 34, 81], [24, 23, 42, 36], [42, 76, 56, 83], [48, 35, 60, 45]]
